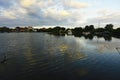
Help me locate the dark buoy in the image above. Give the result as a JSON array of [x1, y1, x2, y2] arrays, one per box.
[[116, 47, 120, 54], [0, 55, 7, 63]]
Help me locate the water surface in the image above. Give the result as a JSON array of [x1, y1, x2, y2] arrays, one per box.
[[0, 33, 120, 80]]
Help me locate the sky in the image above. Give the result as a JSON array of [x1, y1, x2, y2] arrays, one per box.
[[0, 0, 120, 28]]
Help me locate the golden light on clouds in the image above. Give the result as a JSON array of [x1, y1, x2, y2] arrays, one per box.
[[20, 0, 36, 8], [3, 11, 16, 19]]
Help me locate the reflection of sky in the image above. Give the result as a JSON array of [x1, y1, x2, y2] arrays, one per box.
[[0, 33, 120, 80], [75, 38, 96, 50], [64, 36, 120, 54]]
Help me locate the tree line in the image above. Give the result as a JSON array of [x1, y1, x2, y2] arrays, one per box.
[[37, 24, 120, 36], [0, 24, 120, 37]]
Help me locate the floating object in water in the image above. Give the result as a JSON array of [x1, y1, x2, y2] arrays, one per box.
[[67, 30, 72, 35], [116, 47, 120, 54], [116, 47, 120, 49], [0, 55, 7, 64], [1, 59, 7, 63]]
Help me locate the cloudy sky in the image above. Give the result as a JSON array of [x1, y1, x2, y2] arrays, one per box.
[[0, 0, 120, 28]]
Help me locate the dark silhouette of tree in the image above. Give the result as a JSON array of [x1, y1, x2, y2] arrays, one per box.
[[52, 26, 61, 34], [0, 26, 10, 32], [103, 36, 112, 41], [0, 27, 2, 32], [72, 27, 83, 36], [105, 24, 113, 32], [0, 24, 120, 40], [83, 34, 94, 40], [112, 27, 120, 38], [73, 27, 83, 33], [84, 25, 94, 33], [61, 27, 65, 31], [95, 28, 105, 32], [84, 25, 89, 32]]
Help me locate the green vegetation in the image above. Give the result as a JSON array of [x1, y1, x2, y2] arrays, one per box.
[[0, 24, 120, 38]]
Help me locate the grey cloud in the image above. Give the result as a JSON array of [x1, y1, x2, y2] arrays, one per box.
[[0, 0, 12, 8], [1, 0, 119, 28]]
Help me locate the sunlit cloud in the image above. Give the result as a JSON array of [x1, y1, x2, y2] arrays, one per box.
[[20, 0, 36, 8], [43, 8, 71, 20], [62, 0, 90, 9], [0, 0, 120, 27], [2, 11, 16, 19]]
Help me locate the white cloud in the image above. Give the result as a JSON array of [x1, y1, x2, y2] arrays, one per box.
[[43, 8, 71, 20], [20, 0, 36, 8], [97, 9, 120, 21], [0, 0, 90, 27], [62, 0, 89, 9], [2, 10, 17, 19], [18, 0, 86, 25], [85, 9, 120, 28], [37, 0, 54, 8], [1, 0, 119, 28]]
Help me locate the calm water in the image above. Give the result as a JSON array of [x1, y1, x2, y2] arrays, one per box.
[[0, 33, 120, 80]]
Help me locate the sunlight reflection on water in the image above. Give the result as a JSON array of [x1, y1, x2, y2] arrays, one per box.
[[0, 33, 120, 80]]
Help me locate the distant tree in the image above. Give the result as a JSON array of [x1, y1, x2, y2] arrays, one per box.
[[75, 27, 82, 31], [0, 27, 2, 32], [89, 25, 94, 30], [84, 25, 95, 33], [72, 27, 83, 37], [73, 27, 83, 33], [105, 24, 113, 31], [84, 25, 89, 32], [95, 28, 105, 32], [114, 28, 120, 35], [51, 26, 65, 34], [116, 28, 120, 31], [61, 27, 65, 31], [1, 26, 10, 32]]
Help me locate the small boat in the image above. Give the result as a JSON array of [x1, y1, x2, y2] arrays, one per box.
[[67, 30, 72, 35]]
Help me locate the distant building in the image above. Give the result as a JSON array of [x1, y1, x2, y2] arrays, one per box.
[[33, 29, 37, 32], [15, 27, 20, 32], [28, 26, 33, 32], [20, 27, 28, 32], [15, 27, 28, 32]]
